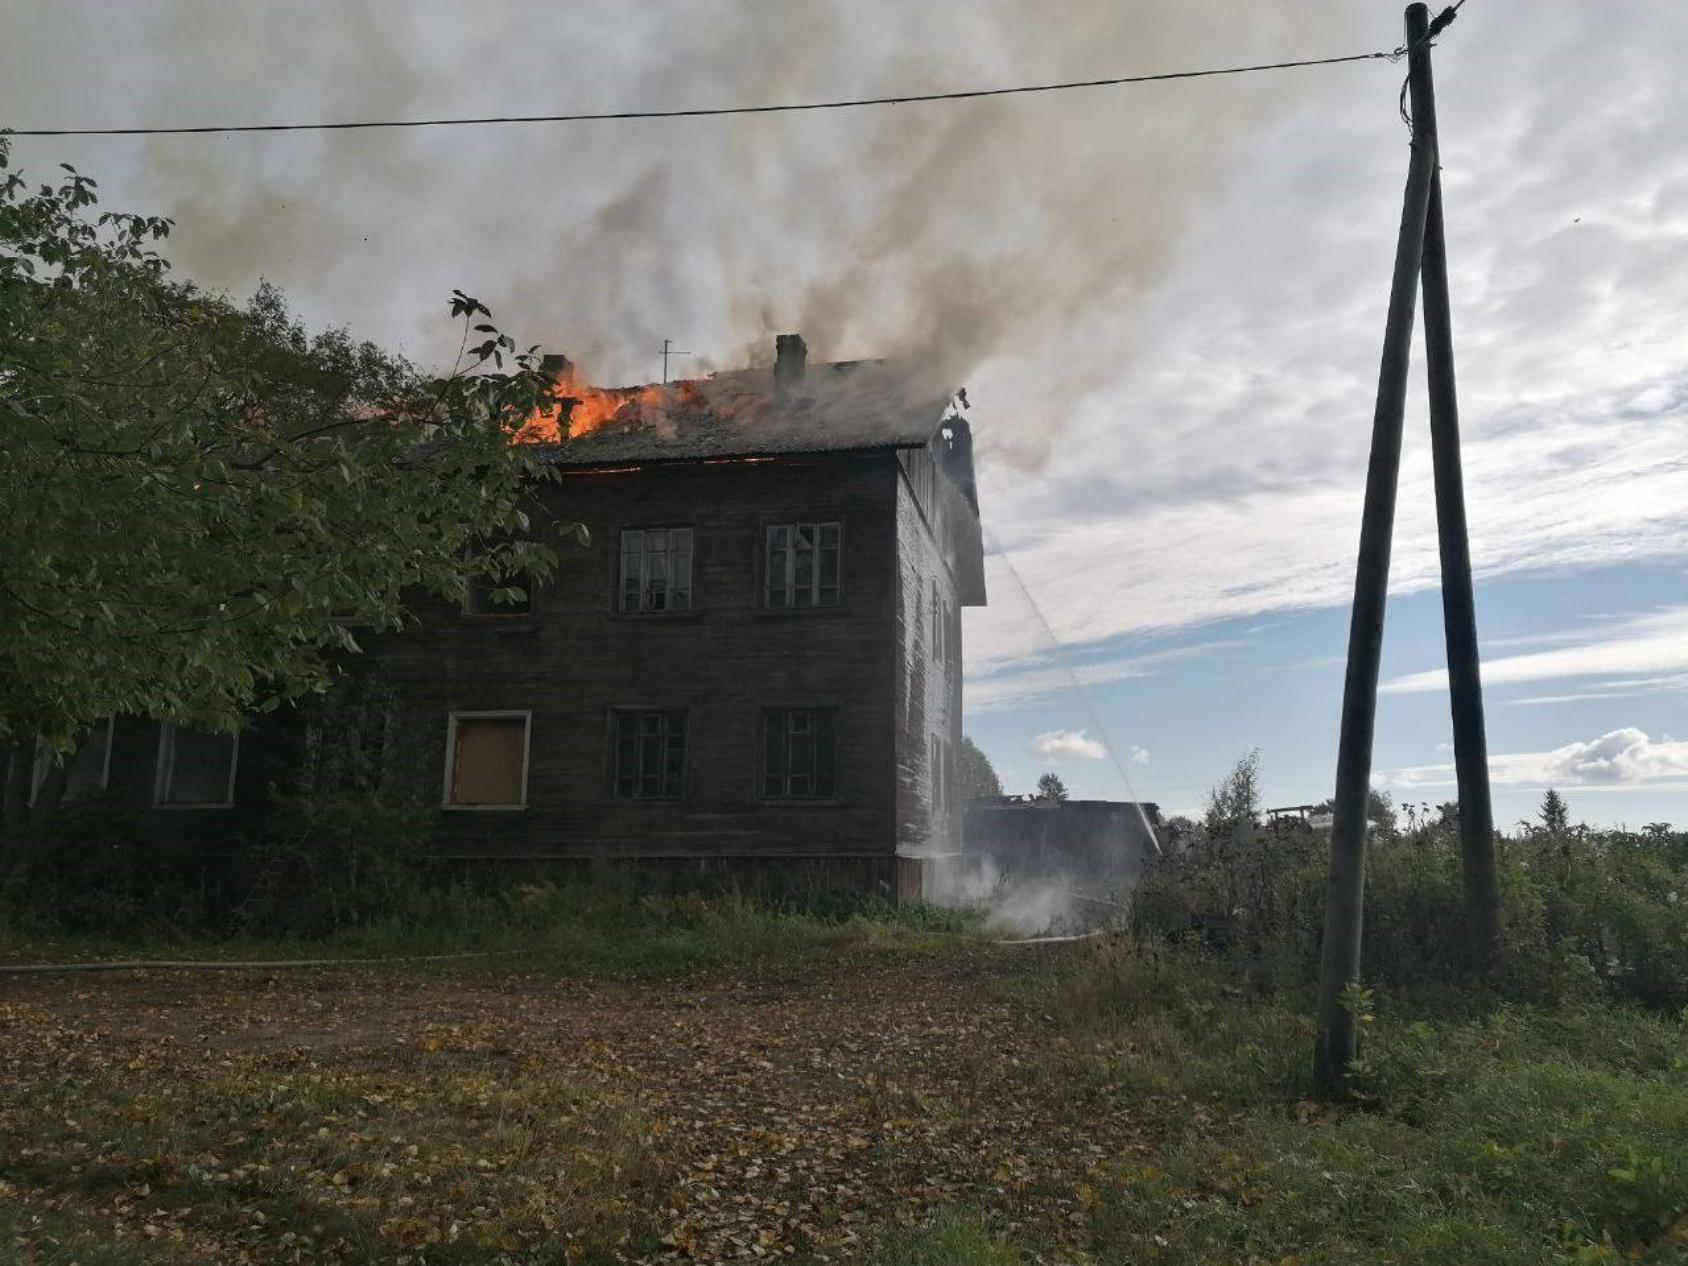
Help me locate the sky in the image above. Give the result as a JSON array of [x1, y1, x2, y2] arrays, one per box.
[[5, 0, 1685, 828]]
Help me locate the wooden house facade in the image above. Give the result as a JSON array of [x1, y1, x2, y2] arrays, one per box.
[[30, 336, 985, 900]]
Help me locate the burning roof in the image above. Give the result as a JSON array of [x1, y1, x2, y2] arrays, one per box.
[[514, 337, 956, 468]]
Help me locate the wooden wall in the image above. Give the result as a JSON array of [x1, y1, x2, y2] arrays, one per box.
[[359, 452, 903, 861]]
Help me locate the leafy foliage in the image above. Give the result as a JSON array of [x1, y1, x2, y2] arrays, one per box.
[[957, 734, 1003, 801], [0, 137, 574, 756], [1134, 808, 1688, 1010], [1034, 772, 1069, 802]]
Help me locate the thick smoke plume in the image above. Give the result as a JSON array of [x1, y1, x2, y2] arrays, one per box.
[[7, 1, 1363, 469]]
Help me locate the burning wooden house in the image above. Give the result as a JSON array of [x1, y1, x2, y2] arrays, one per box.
[[39, 335, 985, 901]]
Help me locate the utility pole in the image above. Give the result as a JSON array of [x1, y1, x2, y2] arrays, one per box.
[[1314, 1, 1439, 1098], [659, 338, 692, 384], [1419, 97, 1500, 969]]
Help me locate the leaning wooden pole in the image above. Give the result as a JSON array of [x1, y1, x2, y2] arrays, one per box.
[[1313, 2, 1439, 1097], [1419, 144, 1501, 968]]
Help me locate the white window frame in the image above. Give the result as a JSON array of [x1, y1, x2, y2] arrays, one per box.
[[153, 723, 239, 810], [29, 719, 115, 807], [442, 710, 532, 811]]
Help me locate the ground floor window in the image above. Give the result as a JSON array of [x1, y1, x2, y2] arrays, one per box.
[[444, 712, 530, 808], [30, 718, 113, 806], [762, 708, 839, 799], [155, 724, 239, 808], [612, 710, 687, 799]]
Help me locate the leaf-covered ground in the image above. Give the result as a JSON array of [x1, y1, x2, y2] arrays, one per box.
[[0, 945, 1150, 1264], [4, 939, 1685, 1264]]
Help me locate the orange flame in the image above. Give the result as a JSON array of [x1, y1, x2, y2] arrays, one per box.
[[512, 361, 669, 444], [512, 358, 771, 445]]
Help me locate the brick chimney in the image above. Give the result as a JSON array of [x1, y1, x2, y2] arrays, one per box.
[[774, 333, 807, 387]]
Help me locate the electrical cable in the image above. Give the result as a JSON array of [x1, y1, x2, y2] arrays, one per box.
[[11, 49, 1408, 139]]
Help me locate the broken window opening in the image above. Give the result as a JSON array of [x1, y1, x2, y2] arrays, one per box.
[[620, 528, 694, 613], [611, 710, 687, 799], [765, 522, 841, 609], [155, 724, 239, 809], [762, 708, 839, 799], [444, 712, 530, 809]]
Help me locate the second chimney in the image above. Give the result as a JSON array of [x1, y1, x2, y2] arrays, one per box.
[[774, 333, 807, 386]]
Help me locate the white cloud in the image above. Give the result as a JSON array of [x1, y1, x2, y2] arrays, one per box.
[[1029, 730, 1107, 762], [1384, 728, 1688, 790], [1382, 607, 1688, 696], [1129, 745, 1151, 765]]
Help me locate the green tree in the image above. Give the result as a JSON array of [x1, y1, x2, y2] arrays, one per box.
[[1035, 772, 1069, 802], [957, 735, 1002, 802], [1206, 748, 1261, 836], [1540, 789, 1570, 834], [1314, 787, 1398, 834], [0, 140, 576, 821]]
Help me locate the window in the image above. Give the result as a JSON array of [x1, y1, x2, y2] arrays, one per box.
[[762, 708, 839, 799], [620, 528, 693, 612], [444, 712, 530, 809], [29, 719, 113, 806], [930, 734, 949, 815], [155, 724, 238, 808], [612, 710, 687, 799], [464, 571, 533, 617], [931, 581, 943, 661], [764, 522, 841, 609]]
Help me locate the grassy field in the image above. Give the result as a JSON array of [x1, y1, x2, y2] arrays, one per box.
[[2, 903, 1685, 1264]]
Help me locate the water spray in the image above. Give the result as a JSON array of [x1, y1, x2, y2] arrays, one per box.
[[982, 529, 1163, 857]]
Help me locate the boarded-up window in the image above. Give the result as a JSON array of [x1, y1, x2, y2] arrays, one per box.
[[762, 708, 838, 799], [156, 725, 238, 808], [620, 528, 694, 612], [446, 714, 529, 807], [764, 523, 841, 609], [30, 718, 113, 806], [612, 711, 687, 799]]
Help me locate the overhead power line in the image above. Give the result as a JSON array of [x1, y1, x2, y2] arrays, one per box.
[[10, 49, 1411, 139]]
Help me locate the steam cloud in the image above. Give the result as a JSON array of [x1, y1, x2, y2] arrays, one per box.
[[6, 0, 1362, 471]]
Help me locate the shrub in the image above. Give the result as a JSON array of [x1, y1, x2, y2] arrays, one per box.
[[1133, 821, 1688, 1010]]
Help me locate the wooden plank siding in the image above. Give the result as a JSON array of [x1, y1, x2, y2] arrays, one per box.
[[360, 452, 903, 861]]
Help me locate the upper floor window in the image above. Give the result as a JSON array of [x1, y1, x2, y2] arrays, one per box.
[[620, 528, 693, 612], [465, 573, 532, 617], [765, 522, 840, 609], [612, 710, 688, 799], [155, 724, 238, 809], [762, 707, 839, 799], [931, 581, 943, 662]]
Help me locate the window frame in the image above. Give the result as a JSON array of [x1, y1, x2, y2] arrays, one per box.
[[617, 526, 696, 614], [441, 710, 533, 811], [931, 580, 943, 662], [29, 718, 114, 807], [153, 723, 239, 810], [762, 520, 844, 611], [462, 571, 535, 619], [760, 706, 842, 801], [608, 708, 690, 801]]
